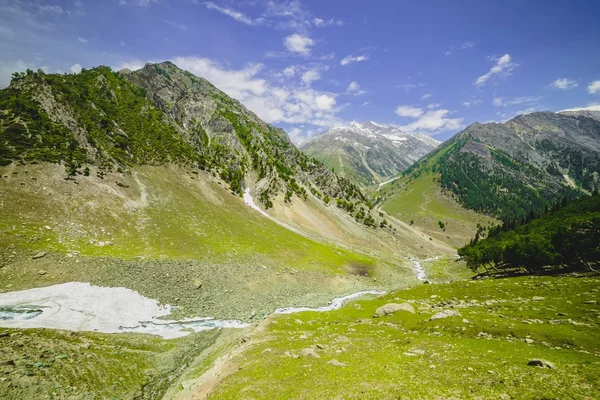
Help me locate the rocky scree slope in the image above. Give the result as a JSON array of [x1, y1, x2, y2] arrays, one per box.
[[301, 121, 439, 188], [380, 111, 600, 223]]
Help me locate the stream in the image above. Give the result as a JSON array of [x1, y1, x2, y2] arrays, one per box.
[[0, 260, 426, 339]]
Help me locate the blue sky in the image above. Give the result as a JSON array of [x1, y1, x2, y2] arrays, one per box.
[[1, 0, 599, 143]]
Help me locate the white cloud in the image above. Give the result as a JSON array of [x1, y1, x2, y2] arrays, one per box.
[[115, 60, 145, 71], [301, 69, 320, 85], [444, 41, 474, 56], [492, 96, 542, 107], [38, 5, 64, 14], [314, 17, 344, 27], [118, 0, 158, 6], [427, 103, 441, 109], [163, 20, 187, 31], [361, 101, 371, 106], [315, 94, 335, 110], [347, 81, 360, 92], [203, 2, 265, 26], [395, 105, 424, 118], [0, 60, 33, 88], [475, 54, 518, 87], [588, 80, 600, 95], [463, 98, 481, 108], [421, 93, 432, 100], [282, 65, 296, 77], [398, 108, 463, 133], [346, 81, 366, 96], [550, 78, 578, 90], [340, 54, 368, 66], [559, 103, 600, 112], [70, 64, 82, 74], [77, 37, 87, 43], [159, 56, 343, 138], [284, 34, 314, 55]]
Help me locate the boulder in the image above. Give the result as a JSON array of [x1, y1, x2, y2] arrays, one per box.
[[430, 310, 461, 320], [327, 359, 346, 367], [299, 348, 320, 358], [527, 359, 555, 369], [32, 251, 47, 260], [373, 303, 415, 317], [193, 279, 203, 290]]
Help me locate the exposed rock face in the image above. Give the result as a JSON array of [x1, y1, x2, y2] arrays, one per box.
[[124, 62, 370, 210], [300, 121, 439, 188]]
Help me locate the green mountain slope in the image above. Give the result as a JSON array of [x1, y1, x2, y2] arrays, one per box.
[[379, 111, 600, 246]]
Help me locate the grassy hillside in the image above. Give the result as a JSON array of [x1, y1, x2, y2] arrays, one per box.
[[378, 142, 497, 248], [207, 273, 600, 399], [0, 327, 228, 400], [0, 163, 430, 320]]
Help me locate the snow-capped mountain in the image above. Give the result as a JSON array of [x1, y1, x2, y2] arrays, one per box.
[[300, 122, 440, 188]]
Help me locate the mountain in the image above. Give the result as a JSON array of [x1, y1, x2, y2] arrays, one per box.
[[378, 111, 600, 246], [300, 121, 439, 188], [0, 64, 452, 324]]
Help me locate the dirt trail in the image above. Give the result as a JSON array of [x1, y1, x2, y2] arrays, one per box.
[[173, 317, 272, 400]]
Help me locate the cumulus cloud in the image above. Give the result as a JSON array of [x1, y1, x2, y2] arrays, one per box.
[[395, 105, 424, 118], [588, 80, 600, 94], [301, 69, 320, 85], [282, 65, 296, 77], [560, 103, 600, 112], [115, 60, 145, 71], [340, 54, 368, 66], [161, 56, 343, 137], [421, 93, 432, 100], [70, 64, 82, 74], [550, 78, 578, 90], [284, 34, 314, 55], [203, 2, 265, 26], [475, 54, 518, 87], [399, 108, 463, 133]]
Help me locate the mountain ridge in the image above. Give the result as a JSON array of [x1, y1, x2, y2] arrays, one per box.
[[300, 121, 440, 188]]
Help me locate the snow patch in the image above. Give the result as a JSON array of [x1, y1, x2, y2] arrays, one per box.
[[0, 283, 249, 339]]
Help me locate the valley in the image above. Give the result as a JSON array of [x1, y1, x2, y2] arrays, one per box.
[[0, 58, 599, 399]]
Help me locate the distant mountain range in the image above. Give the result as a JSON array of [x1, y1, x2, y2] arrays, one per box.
[[300, 121, 439, 188]]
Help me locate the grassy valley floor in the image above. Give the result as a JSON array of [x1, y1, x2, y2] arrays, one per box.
[[205, 273, 600, 399]]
